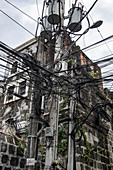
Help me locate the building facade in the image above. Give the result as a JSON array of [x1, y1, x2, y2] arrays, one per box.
[[0, 36, 113, 170]]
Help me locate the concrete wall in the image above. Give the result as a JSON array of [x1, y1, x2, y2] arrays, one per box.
[[76, 124, 112, 170], [0, 132, 26, 170]]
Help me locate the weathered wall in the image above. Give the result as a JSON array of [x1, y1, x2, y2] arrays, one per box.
[[56, 63, 113, 169], [1, 37, 113, 170], [0, 132, 26, 170], [1, 40, 38, 135], [76, 124, 112, 170]]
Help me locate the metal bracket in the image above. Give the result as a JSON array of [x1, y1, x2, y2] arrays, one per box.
[[28, 135, 37, 138]]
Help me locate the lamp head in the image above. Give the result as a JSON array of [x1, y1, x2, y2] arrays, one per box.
[[90, 20, 103, 29]]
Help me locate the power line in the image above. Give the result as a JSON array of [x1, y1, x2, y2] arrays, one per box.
[[82, 34, 113, 51], [36, 0, 40, 17], [44, 34, 113, 69], [68, 0, 99, 34], [80, 0, 113, 55], [4, 0, 38, 23], [97, 29, 113, 54], [2, 38, 113, 94], [0, 9, 36, 37], [84, 39, 113, 53]]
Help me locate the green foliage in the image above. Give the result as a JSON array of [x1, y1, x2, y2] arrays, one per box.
[[38, 143, 46, 155], [24, 129, 29, 137], [57, 124, 68, 155], [109, 163, 113, 167], [89, 71, 99, 78], [81, 126, 104, 164], [17, 141, 25, 156], [59, 96, 68, 111], [38, 143, 46, 161], [81, 126, 91, 164], [106, 96, 111, 101], [8, 131, 27, 157], [67, 59, 72, 64]]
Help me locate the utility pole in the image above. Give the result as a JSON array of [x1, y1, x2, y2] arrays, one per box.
[[45, 0, 65, 169], [45, 94, 59, 170], [27, 79, 41, 170], [45, 32, 63, 170], [67, 96, 75, 170], [26, 40, 45, 170]]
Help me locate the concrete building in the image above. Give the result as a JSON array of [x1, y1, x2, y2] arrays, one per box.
[[1, 38, 38, 136], [0, 35, 113, 170]]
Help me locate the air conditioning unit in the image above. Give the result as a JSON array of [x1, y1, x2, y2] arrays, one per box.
[[59, 61, 67, 76]]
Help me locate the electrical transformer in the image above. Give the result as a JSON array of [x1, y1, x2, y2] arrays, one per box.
[[48, 0, 62, 25], [40, 16, 52, 39], [68, 7, 82, 32]]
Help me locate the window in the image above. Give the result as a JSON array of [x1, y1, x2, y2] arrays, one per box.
[[11, 61, 17, 74], [4, 79, 29, 104], [7, 85, 15, 101], [18, 81, 26, 95]]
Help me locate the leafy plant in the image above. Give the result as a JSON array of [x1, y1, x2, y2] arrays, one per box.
[[59, 96, 68, 111], [81, 126, 104, 164], [89, 71, 99, 78], [38, 143, 46, 155], [106, 96, 111, 101], [8, 131, 27, 156], [38, 143, 46, 161], [57, 124, 68, 155]]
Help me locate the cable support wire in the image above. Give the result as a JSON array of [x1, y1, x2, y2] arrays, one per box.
[[0, 61, 59, 98], [54, 54, 113, 75], [4, 0, 38, 23], [0, 55, 112, 93], [0, 41, 51, 74], [71, 101, 112, 140], [0, 53, 31, 75], [68, 0, 99, 33], [43, 34, 113, 70], [0, 57, 67, 96], [80, 0, 113, 55], [1, 41, 113, 97], [0, 9, 36, 37], [36, 0, 40, 16], [84, 39, 113, 53], [0, 41, 83, 90], [0, 50, 41, 78], [0, 51, 51, 89]]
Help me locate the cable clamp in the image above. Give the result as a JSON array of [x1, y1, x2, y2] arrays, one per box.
[[28, 135, 37, 138]]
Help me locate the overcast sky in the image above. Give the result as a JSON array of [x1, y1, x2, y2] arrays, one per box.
[[0, 0, 113, 88]]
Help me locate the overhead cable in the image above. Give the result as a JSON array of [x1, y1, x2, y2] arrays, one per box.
[[0, 9, 36, 37], [4, 0, 38, 23], [68, 0, 99, 33], [80, 0, 113, 55]]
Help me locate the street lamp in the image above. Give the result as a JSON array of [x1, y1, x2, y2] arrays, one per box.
[[61, 20, 103, 59], [90, 20, 103, 29], [79, 20, 103, 36]]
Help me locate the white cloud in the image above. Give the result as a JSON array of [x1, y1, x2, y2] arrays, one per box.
[[0, 0, 113, 89]]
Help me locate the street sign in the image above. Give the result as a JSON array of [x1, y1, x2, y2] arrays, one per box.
[[26, 158, 37, 166]]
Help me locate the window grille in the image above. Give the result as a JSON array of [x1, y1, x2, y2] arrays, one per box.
[[7, 85, 15, 101]]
